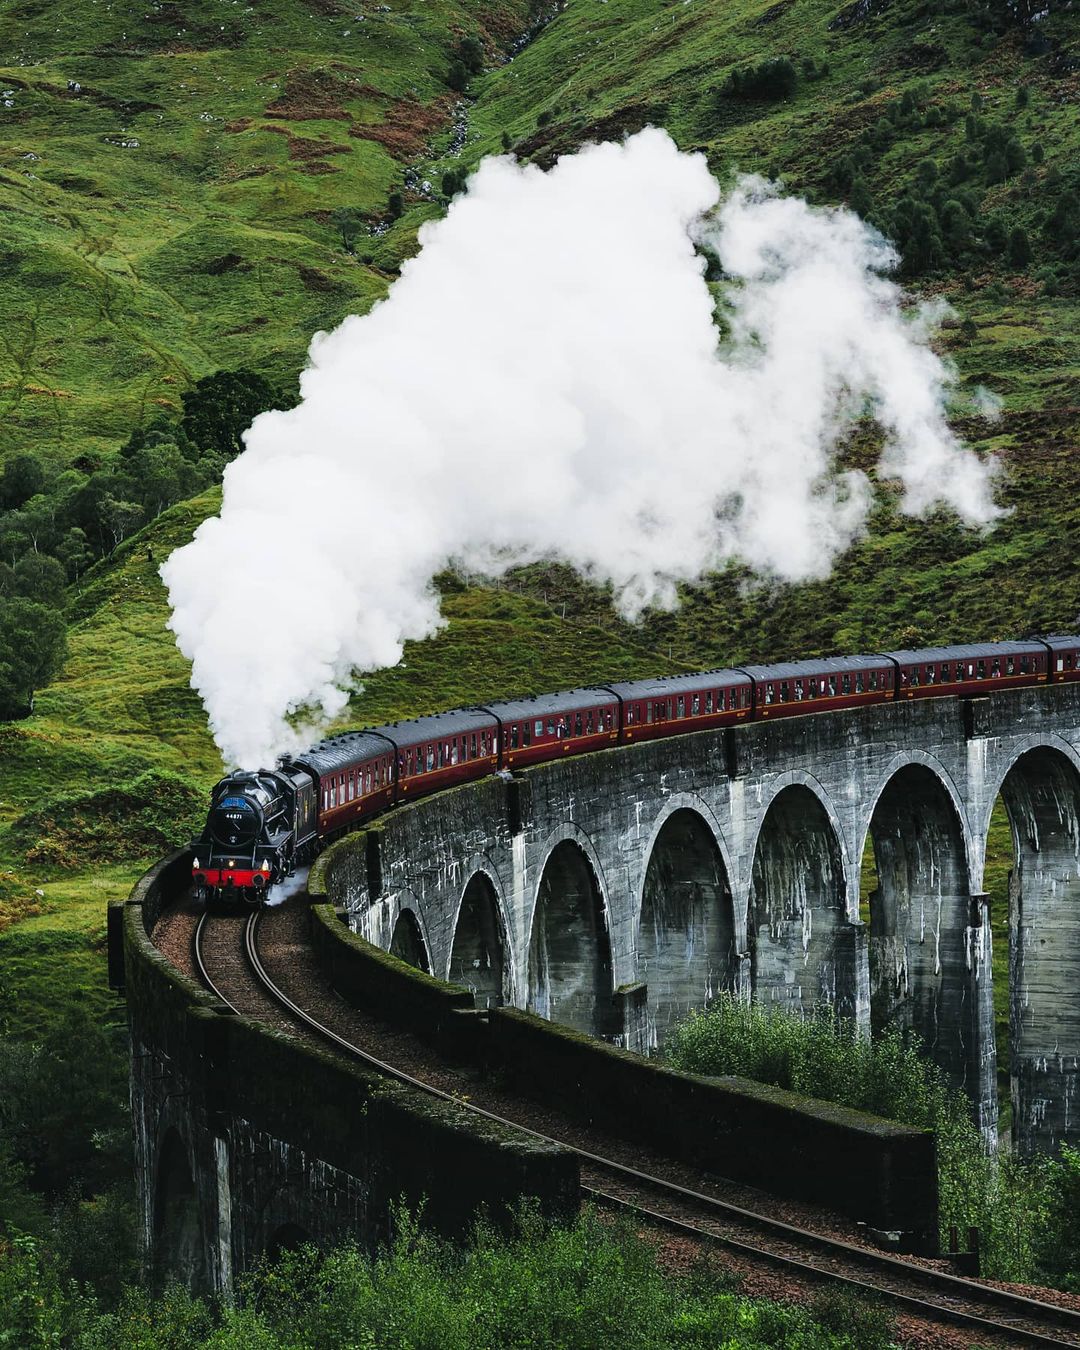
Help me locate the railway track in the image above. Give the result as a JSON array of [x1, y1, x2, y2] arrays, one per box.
[[191, 904, 1080, 1349]]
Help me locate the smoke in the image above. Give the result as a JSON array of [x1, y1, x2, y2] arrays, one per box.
[[162, 128, 1001, 769]]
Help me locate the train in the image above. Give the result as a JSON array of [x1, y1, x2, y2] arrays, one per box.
[[190, 634, 1080, 907]]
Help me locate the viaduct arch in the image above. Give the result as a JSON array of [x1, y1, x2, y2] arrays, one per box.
[[342, 680, 1080, 1153]]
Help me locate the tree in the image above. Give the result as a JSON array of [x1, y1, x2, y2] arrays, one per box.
[[1007, 226, 1033, 268], [179, 369, 289, 461], [0, 454, 45, 510], [722, 57, 797, 101], [457, 35, 484, 75], [387, 191, 405, 220], [54, 527, 92, 581], [441, 166, 468, 199], [0, 597, 67, 719], [447, 58, 469, 93], [331, 206, 365, 253], [941, 199, 974, 255], [11, 554, 66, 606]]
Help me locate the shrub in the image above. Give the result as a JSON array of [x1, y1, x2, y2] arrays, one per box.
[[665, 996, 1060, 1282], [1007, 226, 1033, 268], [10, 769, 204, 869], [721, 57, 797, 102]]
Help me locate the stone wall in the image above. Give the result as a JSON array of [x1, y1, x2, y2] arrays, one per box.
[[309, 902, 939, 1248], [321, 684, 1080, 1155], [114, 855, 578, 1294]]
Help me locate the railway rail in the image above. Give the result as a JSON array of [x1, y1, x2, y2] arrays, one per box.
[[190, 903, 1080, 1350]]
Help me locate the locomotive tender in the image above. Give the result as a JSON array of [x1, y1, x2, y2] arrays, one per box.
[[191, 635, 1080, 907]]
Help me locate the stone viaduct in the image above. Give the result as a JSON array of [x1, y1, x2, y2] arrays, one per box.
[[116, 678, 1080, 1292], [325, 681, 1080, 1155]]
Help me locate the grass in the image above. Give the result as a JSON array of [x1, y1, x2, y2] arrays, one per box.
[[0, 0, 535, 468]]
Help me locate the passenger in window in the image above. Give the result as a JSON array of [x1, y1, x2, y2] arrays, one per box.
[[765, 684, 774, 705], [842, 674, 851, 695], [705, 692, 713, 713], [829, 677, 837, 696]]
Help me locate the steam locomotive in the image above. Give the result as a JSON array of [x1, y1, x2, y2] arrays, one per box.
[[190, 634, 1080, 907]]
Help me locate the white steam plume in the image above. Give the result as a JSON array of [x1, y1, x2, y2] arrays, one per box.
[[162, 128, 1000, 769]]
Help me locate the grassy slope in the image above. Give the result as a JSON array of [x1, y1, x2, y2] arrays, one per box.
[[456, 0, 1080, 663], [3, 0, 1075, 1080], [0, 0, 529, 468]]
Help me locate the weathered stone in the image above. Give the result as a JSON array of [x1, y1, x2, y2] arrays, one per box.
[[324, 684, 1080, 1155]]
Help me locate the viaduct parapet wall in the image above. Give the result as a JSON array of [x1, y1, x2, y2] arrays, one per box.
[[111, 854, 576, 1296], [320, 683, 1080, 1155]]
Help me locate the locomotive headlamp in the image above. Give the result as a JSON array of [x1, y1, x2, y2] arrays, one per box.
[[193, 857, 200, 870], [261, 860, 270, 872]]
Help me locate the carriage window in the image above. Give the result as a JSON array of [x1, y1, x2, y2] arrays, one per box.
[[869, 670, 878, 690], [322, 789, 328, 810], [586, 710, 595, 734], [691, 693, 700, 715], [574, 713, 582, 736], [991, 659, 1001, 678], [366, 769, 372, 793], [523, 722, 532, 746], [646, 702, 654, 723], [427, 745, 435, 771], [510, 724, 519, 749], [705, 691, 713, 713], [765, 683, 774, 705], [1020, 654, 1030, 673], [780, 681, 789, 702], [842, 674, 851, 694], [855, 672, 863, 693], [828, 676, 837, 695], [1007, 657, 1015, 675], [976, 660, 986, 678], [911, 668, 921, 687], [604, 708, 613, 730]]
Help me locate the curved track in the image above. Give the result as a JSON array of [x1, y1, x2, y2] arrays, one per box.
[[190, 904, 1080, 1349]]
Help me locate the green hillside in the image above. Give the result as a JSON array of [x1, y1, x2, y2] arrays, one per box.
[[0, 0, 533, 467], [2, 0, 1077, 1026]]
